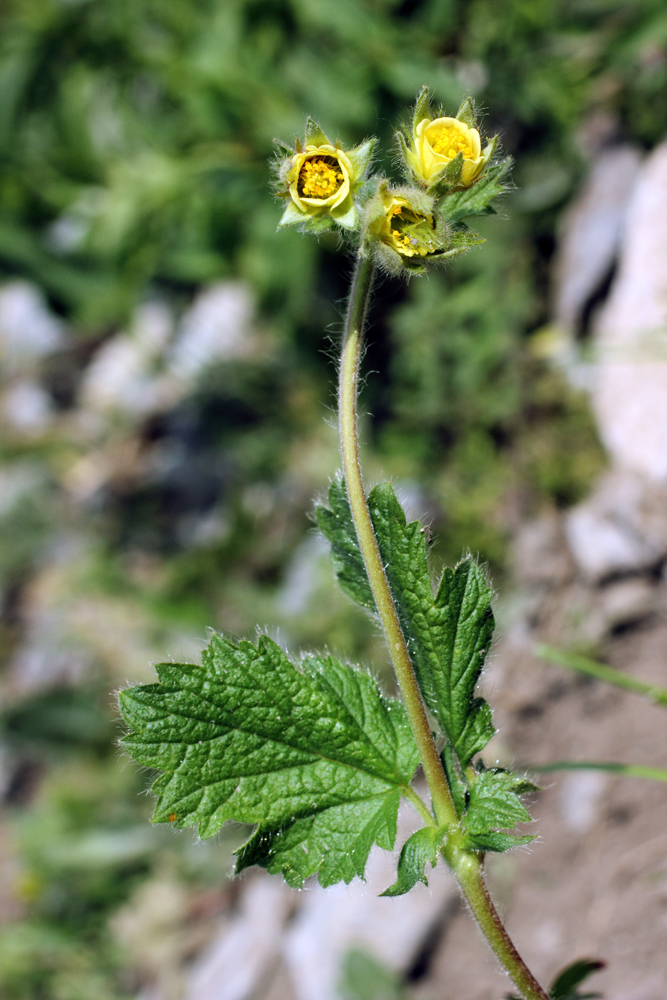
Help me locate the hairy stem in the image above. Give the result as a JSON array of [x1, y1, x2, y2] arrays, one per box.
[[338, 248, 549, 1000], [338, 250, 457, 830]]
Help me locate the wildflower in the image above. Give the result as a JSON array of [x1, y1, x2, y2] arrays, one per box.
[[400, 90, 497, 191], [411, 117, 485, 186], [275, 121, 374, 231]]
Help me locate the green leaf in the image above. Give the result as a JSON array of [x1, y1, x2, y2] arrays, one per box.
[[550, 959, 605, 1000], [380, 825, 445, 897], [465, 830, 535, 853], [462, 768, 537, 852], [119, 634, 419, 888], [441, 745, 468, 817], [438, 158, 512, 223], [316, 479, 375, 610], [318, 478, 496, 765], [412, 85, 431, 132], [455, 96, 476, 128], [339, 948, 405, 1000]]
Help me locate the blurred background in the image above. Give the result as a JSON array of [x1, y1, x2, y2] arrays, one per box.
[[1, 1, 667, 998]]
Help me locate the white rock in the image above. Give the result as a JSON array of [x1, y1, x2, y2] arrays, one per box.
[[559, 771, 607, 833], [169, 283, 255, 381], [282, 805, 456, 1000], [554, 146, 642, 333], [0, 281, 64, 373], [185, 877, 294, 1000], [592, 140, 667, 480]]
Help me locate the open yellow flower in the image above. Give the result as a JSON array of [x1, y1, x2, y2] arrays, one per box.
[[287, 144, 352, 215], [410, 116, 485, 186], [276, 124, 374, 231]]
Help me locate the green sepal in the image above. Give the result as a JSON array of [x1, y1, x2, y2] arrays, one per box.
[[437, 157, 512, 224], [380, 825, 446, 897], [441, 744, 468, 817], [455, 96, 476, 128], [278, 199, 307, 228], [346, 137, 376, 179], [330, 194, 357, 230], [304, 116, 330, 147], [316, 479, 375, 611], [412, 85, 431, 132], [426, 153, 464, 197], [549, 959, 605, 1000]]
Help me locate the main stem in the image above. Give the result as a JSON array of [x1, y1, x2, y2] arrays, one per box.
[[338, 249, 549, 1000]]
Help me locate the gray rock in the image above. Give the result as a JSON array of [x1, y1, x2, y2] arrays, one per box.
[[565, 469, 667, 581], [598, 577, 657, 630]]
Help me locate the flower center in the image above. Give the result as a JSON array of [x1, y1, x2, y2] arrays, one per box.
[[430, 126, 473, 160], [298, 156, 344, 199]]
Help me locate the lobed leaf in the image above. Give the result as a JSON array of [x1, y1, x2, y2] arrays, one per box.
[[318, 478, 496, 766], [462, 768, 537, 853], [119, 633, 419, 887], [380, 825, 446, 897]]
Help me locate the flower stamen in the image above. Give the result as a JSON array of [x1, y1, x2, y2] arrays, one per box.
[[298, 156, 345, 199], [429, 127, 473, 160]]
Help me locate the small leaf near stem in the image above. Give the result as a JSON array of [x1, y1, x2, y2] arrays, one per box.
[[337, 249, 548, 1000]]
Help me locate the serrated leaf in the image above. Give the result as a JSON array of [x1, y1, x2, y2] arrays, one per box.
[[438, 158, 512, 223], [381, 825, 445, 896], [413, 85, 431, 131], [119, 634, 419, 888], [550, 959, 605, 1000], [318, 478, 496, 765], [464, 830, 535, 853], [455, 96, 476, 128], [316, 479, 375, 610], [463, 768, 537, 852]]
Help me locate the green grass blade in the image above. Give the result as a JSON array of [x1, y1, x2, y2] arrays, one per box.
[[535, 644, 667, 708]]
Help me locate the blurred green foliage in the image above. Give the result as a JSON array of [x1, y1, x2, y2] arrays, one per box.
[[1, 0, 666, 996]]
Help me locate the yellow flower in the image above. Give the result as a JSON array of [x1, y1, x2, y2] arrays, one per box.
[[377, 195, 435, 258], [287, 144, 353, 214], [409, 116, 485, 187], [276, 124, 374, 230]]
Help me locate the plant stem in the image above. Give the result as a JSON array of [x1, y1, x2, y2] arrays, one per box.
[[338, 248, 549, 1000], [338, 250, 458, 831]]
